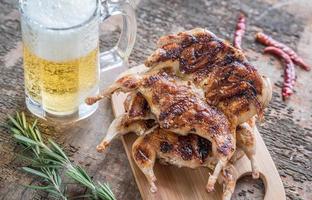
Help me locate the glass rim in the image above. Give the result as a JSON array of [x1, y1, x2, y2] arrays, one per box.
[[19, 0, 100, 31]]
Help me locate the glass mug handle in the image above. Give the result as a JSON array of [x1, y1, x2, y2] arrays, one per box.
[[99, 0, 137, 72]]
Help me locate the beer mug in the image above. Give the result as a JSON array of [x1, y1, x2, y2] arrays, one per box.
[[19, 0, 136, 122]]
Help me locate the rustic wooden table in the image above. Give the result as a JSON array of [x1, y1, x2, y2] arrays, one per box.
[[0, 0, 311, 199]]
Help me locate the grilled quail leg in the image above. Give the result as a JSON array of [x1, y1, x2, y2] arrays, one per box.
[[97, 92, 157, 152], [236, 121, 259, 178], [132, 136, 158, 193], [218, 164, 238, 200], [96, 114, 156, 152], [85, 74, 142, 105]]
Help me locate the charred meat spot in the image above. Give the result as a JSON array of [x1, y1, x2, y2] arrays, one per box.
[[142, 98, 150, 111], [162, 44, 182, 60], [160, 141, 173, 153], [180, 33, 198, 48], [159, 99, 192, 121], [197, 137, 212, 162], [177, 136, 194, 160], [224, 55, 235, 64], [135, 147, 150, 163], [179, 42, 223, 74], [144, 74, 160, 87], [204, 40, 224, 57], [146, 119, 156, 129]]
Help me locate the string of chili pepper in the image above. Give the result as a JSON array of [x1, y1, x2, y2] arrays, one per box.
[[256, 32, 310, 71], [264, 46, 296, 100], [233, 13, 246, 50]]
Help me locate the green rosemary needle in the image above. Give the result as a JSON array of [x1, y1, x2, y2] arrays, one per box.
[[8, 112, 115, 200]]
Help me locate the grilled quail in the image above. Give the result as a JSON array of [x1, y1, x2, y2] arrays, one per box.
[[87, 28, 272, 192]]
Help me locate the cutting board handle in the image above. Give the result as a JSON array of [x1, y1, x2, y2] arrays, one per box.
[[235, 126, 286, 200]]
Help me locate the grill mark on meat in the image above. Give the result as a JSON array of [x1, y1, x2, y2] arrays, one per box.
[[144, 74, 162, 87], [146, 29, 264, 118], [154, 131, 213, 163], [143, 70, 174, 88], [146, 119, 157, 129], [159, 99, 194, 121], [179, 40, 225, 73], [135, 69, 234, 156], [177, 135, 194, 160], [174, 134, 212, 161], [161, 43, 182, 60], [197, 137, 212, 162], [179, 33, 198, 48], [205, 82, 253, 106]]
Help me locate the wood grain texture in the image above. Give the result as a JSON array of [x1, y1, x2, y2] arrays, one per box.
[[0, 0, 311, 199], [111, 65, 285, 200]]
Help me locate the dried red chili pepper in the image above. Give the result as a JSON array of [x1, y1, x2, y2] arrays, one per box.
[[233, 13, 246, 50], [256, 32, 310, 71], [264, 46, 296, 100]]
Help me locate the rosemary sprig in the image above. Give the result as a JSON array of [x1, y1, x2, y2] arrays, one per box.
[[8, 112, 115, 200]]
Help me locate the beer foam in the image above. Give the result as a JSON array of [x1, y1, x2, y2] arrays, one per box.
[[23, 0, 97, 29], [21, 0, 99, 61]]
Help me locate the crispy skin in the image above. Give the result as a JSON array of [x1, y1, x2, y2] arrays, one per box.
[[125, 91, 258, 176], [125, 92, 258, 173], [90, 68, 235, 158], [134, 128, 214, 167], [145, 28, 267, 123], [132, 128, 238, 198], [90, 69, 235, 191], [137, 70, 235, 157], [93, 69, 236, 158], [88, 28, 271, 193]]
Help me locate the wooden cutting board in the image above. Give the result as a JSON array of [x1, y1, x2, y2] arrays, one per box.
[[111, 65, 286, 200]]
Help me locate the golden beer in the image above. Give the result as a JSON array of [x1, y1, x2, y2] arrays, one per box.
[[20, 0, 137, 121], [21, 0, 100, 116], [23, 46, 99, 114]]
